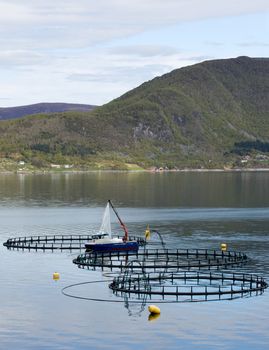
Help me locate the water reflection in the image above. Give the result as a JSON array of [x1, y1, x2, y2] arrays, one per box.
[[0, 172, 269, 207], [0, 172, 269, 349]]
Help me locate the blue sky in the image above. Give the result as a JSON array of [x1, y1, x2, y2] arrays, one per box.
[[0, 0, 268, 107]]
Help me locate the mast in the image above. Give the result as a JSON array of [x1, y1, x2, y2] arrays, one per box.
[[108, 200, 128, 241]]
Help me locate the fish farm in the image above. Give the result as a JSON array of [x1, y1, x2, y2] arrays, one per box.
[[3, 234, 146, 251], [73, 248, 248, 272], [3, 232, 268, 303], [109, 270, 268, 302]]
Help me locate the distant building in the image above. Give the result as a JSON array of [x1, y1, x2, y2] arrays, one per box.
[[50, 164, 61, 169], [256, 154, 268, 160]]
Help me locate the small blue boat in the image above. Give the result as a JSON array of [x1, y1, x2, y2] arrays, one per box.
[[86, 240, 139, 252], [85, 200, 139, 252]]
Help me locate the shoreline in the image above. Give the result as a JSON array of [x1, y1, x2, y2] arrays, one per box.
[[0, 168, 269, 175]]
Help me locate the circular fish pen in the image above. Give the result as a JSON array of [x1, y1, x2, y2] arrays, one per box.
[[3, 234, 146, 251], [73, 248, 248, 272], [109, 270, 268, 302]]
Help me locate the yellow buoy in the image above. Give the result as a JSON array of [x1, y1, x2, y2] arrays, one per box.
[[145, 225, 151, 241], [221, 243, 227, 251], [53, 272, 60, 281], [148, 305, 161, 314]]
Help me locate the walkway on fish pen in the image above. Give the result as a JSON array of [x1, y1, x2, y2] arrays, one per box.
[[73, 248, 248, 272], [109, 270, 268, 302], [3, 234, 146, 251]]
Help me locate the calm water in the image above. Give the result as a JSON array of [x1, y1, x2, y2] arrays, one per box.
[[0, 171, 269, 350]]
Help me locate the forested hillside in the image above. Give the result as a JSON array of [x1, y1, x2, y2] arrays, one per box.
[[0, 56, 268, 170]]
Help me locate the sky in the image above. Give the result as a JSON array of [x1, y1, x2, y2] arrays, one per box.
[[0, 0, 268, 107]]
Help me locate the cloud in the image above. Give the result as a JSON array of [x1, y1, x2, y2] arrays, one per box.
[[68, 64, 172, 83], [0, 44, 201, 106], [0, 1, 268, 50], [0, 1, 268, 106], [183, 55, 212, 62], [108, 45, 180, 57], [236, 41, 269, 47], [0, 50, 48, 67], [0, 2, 34, 23], [66, 53, 212, 85], [205, 41, 224, 47]]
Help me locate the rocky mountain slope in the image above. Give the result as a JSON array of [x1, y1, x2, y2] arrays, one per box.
[[0, 56, 268, 169]]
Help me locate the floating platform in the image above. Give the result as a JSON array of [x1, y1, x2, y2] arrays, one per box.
[[109, 270, 268, 302], [73, 248, 248, 272], [3, 234, 146, 251]]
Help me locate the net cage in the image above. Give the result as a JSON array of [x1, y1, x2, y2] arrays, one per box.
[[109, 268, 268, 302], [4, 231, 268, 304], [73, 248, 248, 272], [3, 234, 146, 251]]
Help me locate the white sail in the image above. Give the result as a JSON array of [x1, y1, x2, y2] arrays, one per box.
[[98, 202, 112, 238]]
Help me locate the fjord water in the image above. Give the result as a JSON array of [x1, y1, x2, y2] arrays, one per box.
[[0, 171, 269, 350]]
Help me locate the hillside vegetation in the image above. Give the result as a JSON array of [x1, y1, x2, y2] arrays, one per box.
[[0, 56, 268, 170]]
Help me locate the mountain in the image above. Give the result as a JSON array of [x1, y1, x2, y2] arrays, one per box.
[[0, 102, 97, 120], [0, 56, 268, 170]]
